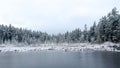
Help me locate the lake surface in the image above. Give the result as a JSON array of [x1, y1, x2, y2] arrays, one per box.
[[0, 51, 120, 68]]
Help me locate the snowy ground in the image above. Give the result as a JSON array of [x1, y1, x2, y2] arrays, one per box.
[[0, 42, 120, 52]]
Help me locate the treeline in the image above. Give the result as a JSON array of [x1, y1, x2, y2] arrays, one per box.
[[0, 25, 50, 44], [0, 7, 120, 44]]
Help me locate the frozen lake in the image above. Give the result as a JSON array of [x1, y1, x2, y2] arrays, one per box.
[[0, 51, 120, 68]]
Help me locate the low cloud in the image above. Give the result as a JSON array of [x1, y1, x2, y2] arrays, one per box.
[[0, 0, 119, 34]]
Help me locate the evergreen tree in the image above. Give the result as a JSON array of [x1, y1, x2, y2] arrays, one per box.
[[83, 24, 88, 42]]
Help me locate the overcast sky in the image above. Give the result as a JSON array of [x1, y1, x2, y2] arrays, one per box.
[[0, 0, 120, 34]]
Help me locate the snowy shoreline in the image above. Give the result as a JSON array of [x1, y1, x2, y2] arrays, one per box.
[[0, 42, 120, 52]]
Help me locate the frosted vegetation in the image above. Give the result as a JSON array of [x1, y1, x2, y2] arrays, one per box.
[[0, 42, 120, 52], [0, 7, 120, 52]]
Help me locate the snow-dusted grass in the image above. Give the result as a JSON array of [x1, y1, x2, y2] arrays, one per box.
[[0, 42, 120, 52]]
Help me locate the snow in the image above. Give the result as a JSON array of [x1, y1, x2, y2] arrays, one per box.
[[0, 42, 120, 52]]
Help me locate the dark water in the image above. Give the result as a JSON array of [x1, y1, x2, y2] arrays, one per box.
[[0, 51, 120, 68]]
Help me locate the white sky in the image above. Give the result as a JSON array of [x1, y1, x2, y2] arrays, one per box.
[[0, 0, 120, 34]]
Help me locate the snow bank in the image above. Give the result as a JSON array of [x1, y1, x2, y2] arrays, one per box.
[[0, 42, 120, 52]]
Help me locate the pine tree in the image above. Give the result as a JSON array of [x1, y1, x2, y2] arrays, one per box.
[[88, 22, 97, 43], [83, 24, 88, 42]]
